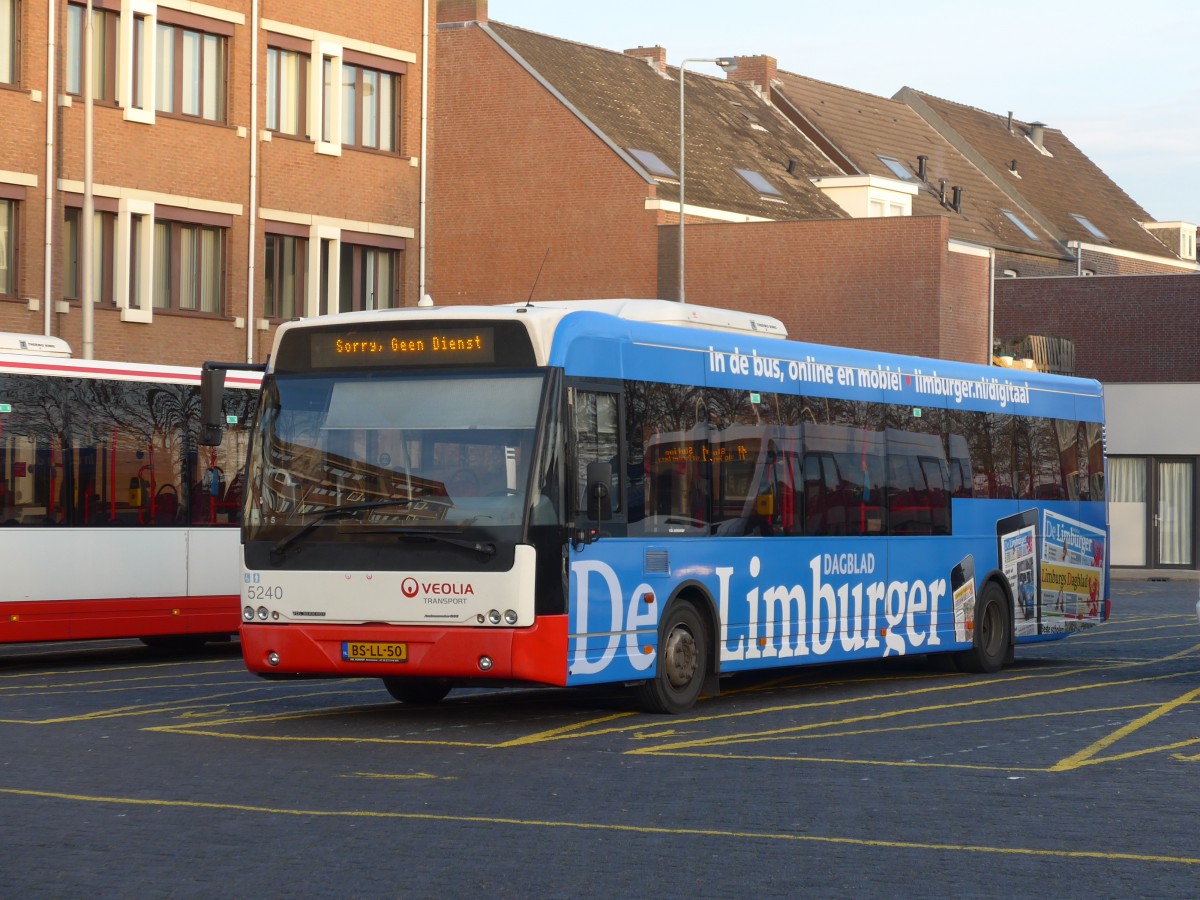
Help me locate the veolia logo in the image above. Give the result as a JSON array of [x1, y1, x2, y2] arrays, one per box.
[[401, 578, 420, 598]]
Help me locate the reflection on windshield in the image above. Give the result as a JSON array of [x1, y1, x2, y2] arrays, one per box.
[[245, 372, 544, 540]]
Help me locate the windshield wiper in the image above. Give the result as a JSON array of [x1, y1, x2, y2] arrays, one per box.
[[356, 527, 497, 560], [269, 498, 447, 561]]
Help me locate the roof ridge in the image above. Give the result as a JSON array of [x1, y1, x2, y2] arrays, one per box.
[[777, 68, 907, 108], [900, 87, 1061, 133]]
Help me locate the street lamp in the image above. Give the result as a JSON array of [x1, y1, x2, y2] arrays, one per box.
[[678, 56, 736, 303]]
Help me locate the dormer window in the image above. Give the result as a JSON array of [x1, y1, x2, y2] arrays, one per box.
[[1071, 214, 1108, 242]]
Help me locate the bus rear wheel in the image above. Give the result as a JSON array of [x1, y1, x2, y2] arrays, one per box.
[[954, 582, 1009, 674], [382, 677, 452, 705], [635, 602, 707, 714]]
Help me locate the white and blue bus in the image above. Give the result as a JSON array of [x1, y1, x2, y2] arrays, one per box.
[[202, 300, 1108, 712]]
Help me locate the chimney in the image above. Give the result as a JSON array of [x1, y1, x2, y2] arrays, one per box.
[[1010, 159, 1019, 177], [951, 186, 963, 213], [727, 55, 777, 100], [1006, 111, 1013, 133], [437, 0, 488, 25], [916, 155, 928, 181], [624, 45, 668, 75], [1029, 121, 1046, 149]]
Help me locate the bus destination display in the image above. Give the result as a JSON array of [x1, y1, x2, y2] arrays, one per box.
[[309, 327, 496, 368]]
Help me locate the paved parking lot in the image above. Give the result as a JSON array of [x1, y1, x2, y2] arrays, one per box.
[[1, 578, 1197, 898]]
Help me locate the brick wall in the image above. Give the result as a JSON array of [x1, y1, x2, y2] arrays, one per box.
[[428, 22, 661, 304], [0, 0, 430, 367], [662, 216, 993, 364], [995, 273, 1200, 381]]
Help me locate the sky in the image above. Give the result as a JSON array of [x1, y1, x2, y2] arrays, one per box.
[[487, 0, 1199, 224]]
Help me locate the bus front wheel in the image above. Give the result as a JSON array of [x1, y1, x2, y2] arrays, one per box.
[[635, 602, 708, 714], [954, 582, 1009, 674], [383, 677, 452, 705]]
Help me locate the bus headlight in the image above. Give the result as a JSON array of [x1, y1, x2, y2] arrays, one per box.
[[243, 606, 255, 622], [257, 606, 269, 621], [504, 609, 518, 625], [488, 609, 501, 624]]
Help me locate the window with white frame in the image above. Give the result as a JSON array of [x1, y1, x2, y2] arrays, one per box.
[[66, 2, 119, 100], [318, 240, 401, 313], [152, 218, 224, 314], [264, 233, 307, 319], [63, 206, 118, 304], [2, 0, 18, 85], [0, 198, 15, 296], [266, 46, 308, 136], [155, 20, 226, 122], [320, 49, 404, 153]]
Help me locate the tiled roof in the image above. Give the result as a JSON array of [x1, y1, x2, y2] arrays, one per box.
[[898, 89, 1177, 260], [772, 71, 1061, 256], [487, 23, 850, 222]]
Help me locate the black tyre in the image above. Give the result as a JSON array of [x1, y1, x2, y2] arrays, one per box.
[[382, 677, 452, 705], [634, 602, 707, 714], [953, 581, 1010, 674], [139, 635, 210, 653]]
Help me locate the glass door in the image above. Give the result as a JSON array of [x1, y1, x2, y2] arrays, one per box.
[[1153, 459, 1195, 568]]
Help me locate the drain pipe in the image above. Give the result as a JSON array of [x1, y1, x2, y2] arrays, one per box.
[[245, 0, 259, 363], [42, 0, 57, 337], [417, 0, 429, 303]]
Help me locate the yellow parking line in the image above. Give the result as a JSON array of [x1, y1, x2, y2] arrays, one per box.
[[0, 786, 1196, 867]]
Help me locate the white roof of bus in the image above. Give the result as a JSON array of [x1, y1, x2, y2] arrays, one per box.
[[0, 332, 72, 356]]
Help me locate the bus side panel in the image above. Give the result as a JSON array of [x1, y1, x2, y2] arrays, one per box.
[[0, 595, 238, 642], [2, 528, 189, 601]]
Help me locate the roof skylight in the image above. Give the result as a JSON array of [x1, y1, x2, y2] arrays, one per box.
[[1001, 209, 1040, 241], [628, 148, 676, 179], [877, 155, 914, 180], [1071, 213, 1109, 241], [735, 168, 783, 197]]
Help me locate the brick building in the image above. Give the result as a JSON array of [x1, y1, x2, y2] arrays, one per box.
[[429, 1, 996, 363], [996, 274, 1200, 572], [0, 0, 432, 366]]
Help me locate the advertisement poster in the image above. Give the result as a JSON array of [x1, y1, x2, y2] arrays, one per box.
[[1040, 511, 1105, 633], [998, 511, 1039, 637]]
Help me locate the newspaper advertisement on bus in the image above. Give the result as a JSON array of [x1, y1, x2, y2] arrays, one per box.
[[1039, 510, 1105, 634]]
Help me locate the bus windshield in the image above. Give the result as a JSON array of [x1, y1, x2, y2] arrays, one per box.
[[244, 370, 545, 543]]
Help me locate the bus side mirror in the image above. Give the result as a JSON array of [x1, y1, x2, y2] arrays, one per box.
[[585, 461, 613, 521], [199, 366, 227, 447]]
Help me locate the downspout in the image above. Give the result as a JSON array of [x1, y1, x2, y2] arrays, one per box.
[[82, 0, 94, 358], [987, 246, 995, 364], [42, 0, 57, 337], [245, 0, 259, 363], [417, 0, 429, 302]]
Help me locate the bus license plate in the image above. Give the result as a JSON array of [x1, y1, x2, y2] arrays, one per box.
[[343, 642, 408, 663]]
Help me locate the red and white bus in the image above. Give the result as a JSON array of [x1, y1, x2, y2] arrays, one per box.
[[0, 333, 260, 648]]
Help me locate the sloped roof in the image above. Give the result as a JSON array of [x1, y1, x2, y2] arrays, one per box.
[[897, 88, 1177, 260], [487, 22, 849, 222], [772, 71, 1061, 256]]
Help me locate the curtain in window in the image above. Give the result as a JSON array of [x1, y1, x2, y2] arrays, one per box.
[[152, 222, 170, 308], [0, 200, 11, 294], [1108, 457, 1146, 503], [199, 226, 221, 313], [1, 0, 13, 83], [341, 64, 358, 145], [1158, 461, 1194, 566], [155, 24, 175, 112]]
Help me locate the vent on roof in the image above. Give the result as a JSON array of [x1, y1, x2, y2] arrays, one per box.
[[916, 155, 928, 181]]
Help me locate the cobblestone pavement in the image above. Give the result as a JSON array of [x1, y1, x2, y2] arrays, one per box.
[[1, 579, 1197, 898]]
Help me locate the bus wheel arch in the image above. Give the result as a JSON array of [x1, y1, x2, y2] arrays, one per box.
[[634, 588, 714, 714], [953, 575, 1011, 674]]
